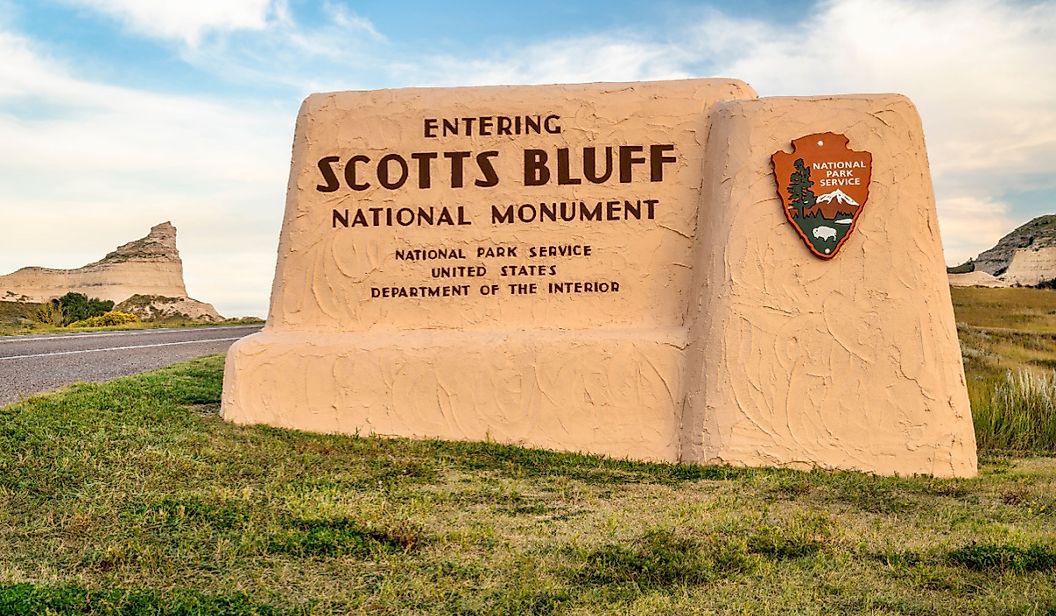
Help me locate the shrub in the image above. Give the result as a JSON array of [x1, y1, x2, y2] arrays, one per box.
[[973, 369, 1056, 453], [68, 311, 140, 328], [54, 292, 114, 325], [32, 302, 64, 327]]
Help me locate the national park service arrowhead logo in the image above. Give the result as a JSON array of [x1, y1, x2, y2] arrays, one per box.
[[772, 133, 872, 259]]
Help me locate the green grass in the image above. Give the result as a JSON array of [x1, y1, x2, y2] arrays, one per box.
[[2, 356, 1056, 614], [0, 585, 282, 616]]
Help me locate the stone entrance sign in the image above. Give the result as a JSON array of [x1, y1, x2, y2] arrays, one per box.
[[222, 79, 977, 478]]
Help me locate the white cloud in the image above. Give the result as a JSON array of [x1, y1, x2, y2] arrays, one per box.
[[0, 29, 292, 317], [63, 0, 278, 45], [168, 1, 386, 94]]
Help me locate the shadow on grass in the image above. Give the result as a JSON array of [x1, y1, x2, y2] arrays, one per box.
[[568, 519, 833, 592], [948, 542, 1056, 573], [267, 517, 424, 558], [571, 529, 753, 589]]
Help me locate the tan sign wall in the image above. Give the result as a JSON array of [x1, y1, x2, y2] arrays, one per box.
[[222, 79, 977, 478]]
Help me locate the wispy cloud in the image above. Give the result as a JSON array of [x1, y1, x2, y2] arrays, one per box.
[[60, 0, 280, 46], [169, 1, 387, 93]]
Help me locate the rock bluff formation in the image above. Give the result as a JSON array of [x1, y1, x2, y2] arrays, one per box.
[[115, 294, 222, 322], [949, 215, 1056, 287], [0, 222, 222, 319]]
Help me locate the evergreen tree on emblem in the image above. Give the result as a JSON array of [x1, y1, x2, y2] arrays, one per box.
[[787, 158, 816, 219]]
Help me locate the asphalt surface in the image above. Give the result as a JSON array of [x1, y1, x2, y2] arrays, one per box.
[[0, 324, 263, 406]]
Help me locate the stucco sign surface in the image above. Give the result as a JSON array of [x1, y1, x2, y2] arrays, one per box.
[[223, 80, 978, 478]]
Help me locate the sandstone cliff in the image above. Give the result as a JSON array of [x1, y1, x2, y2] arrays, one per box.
[[949, 215, 1056, 287], [0, 222, 221, 319], [947, 270, 1005, 287], [971, 215, 1056, 276], [115, 294, 221, 322]]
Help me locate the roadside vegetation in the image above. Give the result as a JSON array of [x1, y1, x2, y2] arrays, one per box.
[[0, 295, 261, 336], [3, 291, 137, 333], [0, 286, 1053, 614]]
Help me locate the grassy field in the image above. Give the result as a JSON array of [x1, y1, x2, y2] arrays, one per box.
[[953, 287, 1056, 453], [952, 287, 1056, 333], [0, 287, 1053, 614]]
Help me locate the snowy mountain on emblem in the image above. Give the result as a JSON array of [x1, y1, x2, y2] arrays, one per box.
[[815, 189, 859, 206]]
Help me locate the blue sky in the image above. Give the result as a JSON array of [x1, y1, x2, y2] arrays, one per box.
[[1, 0, 1054, 316]]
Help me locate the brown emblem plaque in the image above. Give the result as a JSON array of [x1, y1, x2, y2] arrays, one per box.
[[771, 132, 872, 259]]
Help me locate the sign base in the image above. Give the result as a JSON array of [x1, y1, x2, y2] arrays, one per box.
[[223, 328, 686, 461]]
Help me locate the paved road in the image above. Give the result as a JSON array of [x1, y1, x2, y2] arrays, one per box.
[[0, 325, 263, 405]]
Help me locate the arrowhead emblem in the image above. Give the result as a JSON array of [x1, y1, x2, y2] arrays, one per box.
[[771, 133, 872, 259]]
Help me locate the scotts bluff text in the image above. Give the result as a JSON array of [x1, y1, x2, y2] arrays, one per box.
[[314, 142, 678, 190], [318, 115, 677, 229]]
